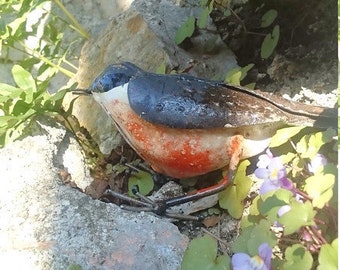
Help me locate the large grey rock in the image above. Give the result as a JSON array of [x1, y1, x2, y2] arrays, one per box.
[[0, 118, 188, 270], [67, 5, 168, 154], [66, 0, 237, 154]]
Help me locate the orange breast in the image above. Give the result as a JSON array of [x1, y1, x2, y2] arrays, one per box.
[[103, 99, 244, 179]]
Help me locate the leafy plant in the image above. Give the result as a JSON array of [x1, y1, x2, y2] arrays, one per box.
[[224, 63, 255, 88], [218, 160, 252, 218], [0, 64, 78, 147], [128, 169, 154, 197], [181, 234, 230, 270], [175, 3, 280, 86], [175, 16, 196, 45], [261, 24, 280, 59], [182, 126, 337, 269], [175, 0, 214, 45], [0, 0, 89, 147]]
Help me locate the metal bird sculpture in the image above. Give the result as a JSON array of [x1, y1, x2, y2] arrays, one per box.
[[75, 62, 336, 217]]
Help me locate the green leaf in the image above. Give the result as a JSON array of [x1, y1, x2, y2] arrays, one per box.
[[317, 238, 338, 270], [175, 16, 195, 45], [261, 9, 278, 28], [0, 116, 19, 128], [198, 1, 213, 28], [48, 88, 68, 109], [259, 189, 316, 234], [261, 25, 280, 59], [260, 188, 292, 218], [239, 63, 254, 81], [155, 62, 166, 74], [304, 174, 335, 208], [128, 170, 154, 196], [225, 68, 242, 85], [181, 235, 230, 270], [297, 128, 336, 159], [232, 219, 276, 256], [12, 65, 36, 92], [218, 160, 252, 218], [67, 264, 83, 270], [240, 196, 262, 228], [0, 83, 23, 98], [269, 126, 305, 148], [280, 152, 296, 165], [5, 15, 27, 38], [224, 64, 254, 85], [11, 100, 32, 116], [278, 200, 315, 235], [283, 244, 313, 270]]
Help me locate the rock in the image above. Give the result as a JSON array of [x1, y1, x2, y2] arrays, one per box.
[[65, 0, 237, 154], [0, 117, 188, 270], [66, 6, 169, 154]]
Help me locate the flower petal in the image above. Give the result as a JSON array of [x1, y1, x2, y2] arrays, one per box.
[[308, 154, 327, 174], [280, 177, 294, 192], [259, 179, 280, 195], [232, 253, 252, 270], [258, 243, 272, 269], [277, 205, 291, 217], [255, 168, 270, 180]]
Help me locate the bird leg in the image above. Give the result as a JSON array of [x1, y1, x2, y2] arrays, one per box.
[[102, 170, 233, 220], [102, 147, 241, 220]]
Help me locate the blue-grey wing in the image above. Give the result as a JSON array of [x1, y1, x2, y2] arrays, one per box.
[[127, 73, 286, 129]]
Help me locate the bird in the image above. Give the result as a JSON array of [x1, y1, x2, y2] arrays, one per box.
[[75, 62, 336, 216]]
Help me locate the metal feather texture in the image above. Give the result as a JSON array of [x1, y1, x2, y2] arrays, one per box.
[[127, 73, 288, 128], [89, 62, 336, 129]]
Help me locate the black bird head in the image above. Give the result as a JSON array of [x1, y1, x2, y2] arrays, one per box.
[[72, 62, 142, 95], [89, 62, 142, 93]]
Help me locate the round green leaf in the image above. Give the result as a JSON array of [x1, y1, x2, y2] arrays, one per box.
[[11, 100, 31, 116], [181, 235, 230, 270], [261, 9, 278, 28], [283, 244, 313, 270], [304, 174, 335, 208], [278, 200, 315, 235], [261, 25, 280, 59], [232, 220, 276, 256], [128, 170, 154, 196], [317, 238, 338, 270]]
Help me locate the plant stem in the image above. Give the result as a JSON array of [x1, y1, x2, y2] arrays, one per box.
[[52, 0, 90, 39], [17, 41, 75, 78]]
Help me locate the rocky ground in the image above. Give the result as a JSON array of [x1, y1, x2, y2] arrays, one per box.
[[1, 0, 337, 269]]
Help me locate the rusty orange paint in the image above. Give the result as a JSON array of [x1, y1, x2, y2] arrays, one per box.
[[101, 99, 244, 179], [157, 139, 213, 176]]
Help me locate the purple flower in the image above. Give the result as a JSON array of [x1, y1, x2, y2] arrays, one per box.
[[232, 243, 272, 270], [254, 152, 294, 195], [308, 154, 327, 174], [277, 205, 291, 217]]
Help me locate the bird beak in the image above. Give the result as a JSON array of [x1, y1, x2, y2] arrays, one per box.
[[72, 89, 92, 96]]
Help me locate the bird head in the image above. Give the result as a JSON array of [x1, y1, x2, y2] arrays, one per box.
[[89, 62, 141, 93], [73, 62, 142, 95]]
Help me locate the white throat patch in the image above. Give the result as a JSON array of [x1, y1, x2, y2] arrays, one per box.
[[92, 83, 129, 105]]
